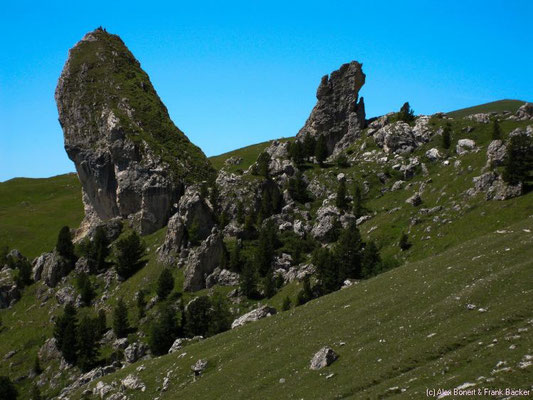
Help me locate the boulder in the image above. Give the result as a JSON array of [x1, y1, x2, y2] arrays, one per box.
[[205, 268, 240, 288], [390, 180, 405, 191], [231, 305, 277, 329], [311, 204, 341, 242], [38, 338, 62, 362], [121, 374, 145, 391], [373, 122, 417, 154], [191, 359, 208, 376], [406, 193, 422, 206], [310, 346, 338, 370], [296, 61, 366, 153], [425, 148, 441, 161], [515, 102, 533, 120], [0, 267, 19, 308], [32, 251, 68, 288], [124, 341, 148, 364], [456, 139, 476, 155], [55, 29, 213, 236], [486, 140, 506, 168], [224, 156, 243, 166], [183, 230, 225, 291], [465, 113, 490, 123]]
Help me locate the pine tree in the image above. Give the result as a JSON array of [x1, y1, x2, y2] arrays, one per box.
[[296, 276, 313, 305], [239, 261, 259, 299], [442, 124, 452, 150], [77, 315, 100, 372], [96, 309, 107, 337], [335, 221, 364, 280], [76, 272, 94, 306], [91, 226, 111, 271], [32, 355, 42, 375], [255, 152, 271, 177], [229, 241, 242, 273], [236, 201, 245, 224], [335, 179, 348, 210], [56, 226, 76, 263], [288, 140, 304, 165], [303, 135, 316, 160], [282, 295, 292, 311], [255, 220, 278, 276], [503, 134, 533, 186], [185, 296, 212, 337], [0, 376, 18, 400], [261, 270, 276, 298], [398, 102, 415, 123], [112, 298, 129, 338], [314, 247, 339, 294], [13, 257, 32, 288], [399, 232, 411, 251], [113, 231, 147, 279], [352, 181, 364, 218], [492, 119, 502, 140], [361, 241, 381, 278], [53, 303, 78, 365], [156, 268, 174, 300], [209, 184, 220, 215], [149, 304, 177, 355], [287, 171, 310, 203], [136, 290, 146, 319], [208, 292, 232, 336], [199, 181, 209, 200], [315, 135, 328, 166]]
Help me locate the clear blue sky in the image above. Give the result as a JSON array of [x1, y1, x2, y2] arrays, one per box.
[[1, 0, 531, 181]]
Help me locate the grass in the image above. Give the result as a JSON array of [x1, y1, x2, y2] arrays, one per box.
[[75, 216, 533, 399], [0, 173, 83, 259], [445, 99, 526, 119]]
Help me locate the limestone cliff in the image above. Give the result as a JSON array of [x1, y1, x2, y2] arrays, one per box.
[[56, 28, 214, 235], [296, 61, 366, 153]]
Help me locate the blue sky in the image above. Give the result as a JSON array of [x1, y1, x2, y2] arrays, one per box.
[[0, 0, 531, 181]]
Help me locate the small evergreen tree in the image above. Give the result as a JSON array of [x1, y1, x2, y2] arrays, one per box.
[[287, 171, 310, 203], [239, 261, 259, 299], [255, 152, 271, 177], [0, 376, 18, 400], [113, 231, 147, 279], [89, 226, 111, 272], [314, 247, 339, 294], [315, 135, 328, 166], [361, 241, 381, 278], [185, 296, 211, 337], [209, 184, 220, 215], [208, 293, 232, 336], [96, 309, 107, 337], [502, 134, 533, 186], [492, 119, 502, 140], [336, 153, 349, 168], [32, 355, 42, 375], [282, 295, 292, 311], [136, 290, 146, 319], [77, 315, 100, 372], [13, 257, 32, 288], [398, 102, 415, 123], [149, 304, 177, 355], [53, 303, 78, 365], [156, 268, 174, 300], [56, 226, 76, 264], [288, 140, 304, 165], [76, 272, 95, 306], [112, 298, 129, 338], [399, 232, 411, 251], [352, 181, 364, 218], [442, 124, 452, 150], [199, 181, 209, 200], [229, 241, 243, 273], [335, 221, 364, 281], [296, 276, 313, 305], [255, 220, 279, 276], [335, 179, 348, 210], [236, 201, 245, 224], [303, 135, 316, 160], [261, 270, 276, 298]]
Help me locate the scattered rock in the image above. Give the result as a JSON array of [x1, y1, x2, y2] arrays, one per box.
[[310, 346, 338, 370], [224, 156, 243, 166], [425, 148, 441, 161], [231, 305, 277, 329], [183, 229, 225, 291], [191, 359, 208, 376], [121, 374, 146, 391], [205, 267, 240, 288], [406, 193, 422, 206], [456, 139, 476, 155], [124, 341, 148, 364]]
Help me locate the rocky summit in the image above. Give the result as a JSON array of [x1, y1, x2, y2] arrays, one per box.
[[296, 61, 366, 153], [56, 28, 213, 235]]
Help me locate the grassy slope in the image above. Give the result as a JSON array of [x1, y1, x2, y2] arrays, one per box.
[[0, 174, 83, 258], [445, 99, 525, 119], [79, 216, 533, 400]]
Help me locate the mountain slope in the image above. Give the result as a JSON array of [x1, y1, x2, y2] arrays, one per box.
[[76, 217, 533, 399], [446, 99, 525, 119]]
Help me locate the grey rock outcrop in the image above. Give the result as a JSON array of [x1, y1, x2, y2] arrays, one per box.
[[296, 61, 366, 153], [373, 122, 417, 154], [514, 102, 533, 121], [0, 267, 19, 308], [456, 139, 477, 155], [406, 193, 422, 206], [56, 29, 213, 236], [467, 171, 522, 200], [311, 204, 341, 242], [231, 305, 277, 329], [32, 251, 69, 288], [124, 341, 148, 363], [191, 359, 208, 376], [158, 186, 216, 265], [465, 113, 490, 123], [183, 230, 225, 291], [205, 268, 240, 288], [486, 140, 506, 168], [310, 346, 338, 370]]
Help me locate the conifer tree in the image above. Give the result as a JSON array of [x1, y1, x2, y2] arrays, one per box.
[[53, 303, 78, 365], [335, 221, 364, 280], [185, 296, 212, 337], [335, 179, 348, 210], [352, 181, 364, 218], [77, 315, 100, 372], [229, 241, 243, 273], [315, 135, 328, 166], [32, 355, 42, 375], [282, 295, 292, 311], [113, 231, 147, 279], [399, 232, 411, 251], [76, 272, 94, 306], [149, 304, 177, 355], [239, 261, 259, 299], [503, 134, 533, 186], [492, 119, 502, 140], [236, 201, 245, 224], [303, 135, 316, 160], [96, 309, 107, 336], [442, 124, 452, 150], [398, 102, 415, 123], [0, 376, 18, 400], [314, 247, 339, 294], [91, 226, 111, 271], [287, 171, 310, 203], [255, 220, 278, 276], [209, 184, 220, 215], [136, 290, 146, 319], [361, 241, 381, 278], [156, 268, 174, 300], [208, 292, 232, 336], [296, 276, 313, 305], [255, 152, 271, 177], [261, 270, 277, 298], [289, 140, 304, 165], [56, 226, 76, 262], [112, 298, 129, 338]]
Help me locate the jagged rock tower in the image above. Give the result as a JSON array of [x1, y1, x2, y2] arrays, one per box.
[[56, 28, 214, 235], [296, 61, 366, 154]]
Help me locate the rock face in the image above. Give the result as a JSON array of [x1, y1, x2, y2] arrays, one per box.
[[310, 346, 338, 370], [56, 29, 213, 235], [32, 251, 69, 288], [231, 305, 277, 329], [515, 102, 533, 120], [0, 267, 19, 308], [296, 61, 366, 153], [183, 230, 225, 291]]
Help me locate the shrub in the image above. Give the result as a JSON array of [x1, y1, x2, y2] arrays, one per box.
[[399, 232, 411, 251], [442, 124, 452, 150], [397, 102, 415, 123], [282, 296, 292, 311], [0, 376, 17, 400], [156, 268, 174, 300], [113, 231, 147, 279], [492, 119, 502, 140]]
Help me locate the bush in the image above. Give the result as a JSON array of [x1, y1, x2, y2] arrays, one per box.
[[336, 154, 349, 168], [282, 296, 292, 311], [492, 119, 502, 140], [208, 292, 232, 336], [157, 268, 174, 300], [397, 102, 415, 123], [296, 276, 313, 306], [442, 124, 452, 150], [335, 179, 348, 210], [113, 231, 147, 279], [399, 233, 411, 251], [239, 261, 259, 299], [149, 304, 178, 355]]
